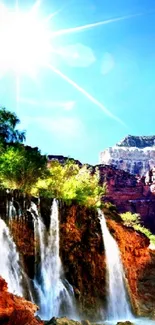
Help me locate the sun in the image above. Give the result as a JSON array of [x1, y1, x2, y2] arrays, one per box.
[[0, 1, 140, 124], [0, 2, 52, 77]]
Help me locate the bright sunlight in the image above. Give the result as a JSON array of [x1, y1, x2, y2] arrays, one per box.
[[0, 0, 141, 122], [0, 2, 52, 76]]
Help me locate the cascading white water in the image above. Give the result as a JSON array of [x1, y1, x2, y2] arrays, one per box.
[[98, 209, 132, 321], [0, 218, 23, 296], [32, 200, 76, 320]]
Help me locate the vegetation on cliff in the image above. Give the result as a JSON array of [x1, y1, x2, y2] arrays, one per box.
[[0, 107, 105, 207], [0, 145, 47, 192], [31, 160, 106, 207], [120, 211, 155, 245]]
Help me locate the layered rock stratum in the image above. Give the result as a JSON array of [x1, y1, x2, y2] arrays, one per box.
[[99, 135, 155, 176]]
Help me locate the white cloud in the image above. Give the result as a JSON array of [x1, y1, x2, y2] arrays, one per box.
[[59, 43, 96, 67], [101, 52, 115, 75], [35, 116, 84, 138]]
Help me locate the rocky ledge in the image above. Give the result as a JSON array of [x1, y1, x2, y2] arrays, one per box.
[[0, 277, 43, 325]]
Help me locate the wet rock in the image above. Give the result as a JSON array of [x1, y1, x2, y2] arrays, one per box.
[[45, 317, 57, 325], [117, 321, 135, 325], [81, 320, 91, 325], [46, 318, 81, 325]]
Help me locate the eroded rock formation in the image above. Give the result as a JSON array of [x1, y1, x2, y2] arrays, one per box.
[[97, 164, 155, 233], [99, 135, 155, 176], [0, 277, 43, 325]]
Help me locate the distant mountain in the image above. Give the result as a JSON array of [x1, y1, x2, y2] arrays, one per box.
[[117, 135, 155, 148], [99, 135, 155, 176]]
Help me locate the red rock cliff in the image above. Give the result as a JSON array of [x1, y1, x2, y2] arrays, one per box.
[[97, 165, 155, 233], [59, 204, 155, 318], [3, 200, 155, 320], [0, 277, 43, 325]]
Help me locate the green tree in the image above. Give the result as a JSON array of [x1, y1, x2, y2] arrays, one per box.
[[31, 161, 106, 207], [0, 145, 47, 192], [0, 107, 25, 145]]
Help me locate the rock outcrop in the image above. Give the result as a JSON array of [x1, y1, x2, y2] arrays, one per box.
[[117, 135, 155, 148], [96, 164, 155, 233], [0, 277, 43, 325], [99, 135, 155, 176]]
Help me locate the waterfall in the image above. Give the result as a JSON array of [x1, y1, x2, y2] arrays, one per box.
[[98, 209, 132, 321], [0, 218, 23, 296], [32, 199, 76, 320]]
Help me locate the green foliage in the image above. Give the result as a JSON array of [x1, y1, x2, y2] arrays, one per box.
[[134, 224, 155, 245], [120, 212, 140, 227], [0, 107, 25, 145], [0, 107, 105, 207], [120, 211, 155, 245], [0, 145, 47, 192], [31, 161, 106, 207]]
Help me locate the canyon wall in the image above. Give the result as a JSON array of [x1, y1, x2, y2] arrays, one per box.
[[99, 135, 155, 176], [96, 164, 155, 233], [59, 204, 155, 318], [2, 197, 155, 319]]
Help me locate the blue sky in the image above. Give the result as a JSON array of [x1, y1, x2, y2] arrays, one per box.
[[1, 0, 155, 164]]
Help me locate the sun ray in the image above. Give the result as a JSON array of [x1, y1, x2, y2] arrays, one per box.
[[46, 64, 126, 126], [51, 13, 142, 37], [43, 0, 75, 23], [30, 0, 41, 14], [44, 7, 66, 23]]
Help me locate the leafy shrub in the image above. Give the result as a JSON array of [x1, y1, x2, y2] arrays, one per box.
[[0, 145, 47, 192], [0, 107, 106, 207], [120, 212, 140, 227], [31, 161, 106, 207], [120, 211, 155, 245], [134, 224, 155, 245]]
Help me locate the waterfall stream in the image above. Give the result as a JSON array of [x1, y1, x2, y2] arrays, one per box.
[[31, 199, 76, 320], [0, 218, 23, 296], [98, 209, 132, 321]]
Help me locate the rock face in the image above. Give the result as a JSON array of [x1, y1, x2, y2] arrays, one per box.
[[0, 277, 42, 325], [99, 135, 155, 176], [117, 135, 155, 148], [97, 164, 155, 233], [59, 205, 155, 318], [2, 189, 155, 320], [7, 200, 155, 319]]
